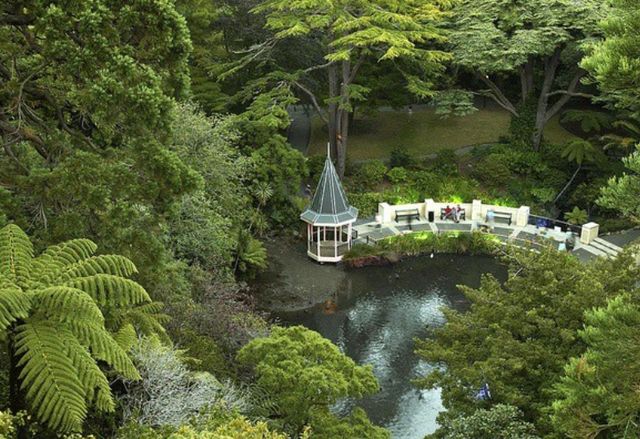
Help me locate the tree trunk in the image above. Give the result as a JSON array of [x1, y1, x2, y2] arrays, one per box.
[[8, 329, 28, 439], [335, 60, 351, 178], [532, 49, 562, 151]]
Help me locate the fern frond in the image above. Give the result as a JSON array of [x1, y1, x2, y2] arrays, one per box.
[[113, 323, 138, 352], [15, 321, 87, 433], [64, 333, 115, 413], [0, 225, 33, 288], [31, 239, 98, 284], [70, 323, 140, 381], [63, 274, 150, 307], [31, 287, 104, 326], [0, 285, 31, 332], [57, 255, 138, 282]]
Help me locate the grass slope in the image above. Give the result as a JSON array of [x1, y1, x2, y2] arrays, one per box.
[[308, 107, 578, 160]]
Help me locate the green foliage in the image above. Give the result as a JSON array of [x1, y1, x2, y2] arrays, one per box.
[[416, 247, 640, 435], [429, 149, 459, 176], [348, 192, 387, 218], [582, 0, 640, 116], [553, 294, 640, 438], [598, 146, 640, 224], [0, 0, 191, 150], [429, 404, 540, 439], [472, 154, 513, 187], [237, 326, 381, 435], [561, 140, 597, 165], [508, 100, 538, 148], [564, 207, 588, 225], [309, 407, 389, 439], [0, 224, 162, 434], [356, 160, 388, 190], [235, 231, 268, 276], [386, 167, 409, 185], [344, 232, 500, 264], [168, 103, 251, 275], [389, 146, 415, 169], [433, 89, 478, 118], [561, 110, 613, 134]]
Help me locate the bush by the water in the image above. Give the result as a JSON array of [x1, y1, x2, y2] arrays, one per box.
[[343, 231, 501, 267]]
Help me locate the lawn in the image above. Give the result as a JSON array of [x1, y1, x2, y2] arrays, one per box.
[[307, 106, 578, 160]]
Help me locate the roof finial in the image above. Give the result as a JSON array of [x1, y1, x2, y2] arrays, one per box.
[[327, 142, 331, 159]]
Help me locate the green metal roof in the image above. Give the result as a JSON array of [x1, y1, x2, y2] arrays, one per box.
[[300, 153, 358, 225]]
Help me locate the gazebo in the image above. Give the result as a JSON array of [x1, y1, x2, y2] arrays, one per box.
[[300, 148, 358, 263]]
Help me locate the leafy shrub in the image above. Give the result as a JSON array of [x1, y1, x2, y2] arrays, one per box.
[[356, 160, 387, 190], [344, 232, 500, 263], [120, 338, 251, 428], [472, 153, 512, 186], [428, 149, 459, 176], [390, 146, 415, 168], [564, 207, 588, 225], [387, 167, 408, 184], [436, 177, 482, 202], [307, 155, 327, 184], [406, 170, 440, 198], [348, 192, 386, 217]]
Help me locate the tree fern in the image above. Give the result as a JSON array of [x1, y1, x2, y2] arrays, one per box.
[[0, 225, 33, 287], [0, 224, 162, 434]]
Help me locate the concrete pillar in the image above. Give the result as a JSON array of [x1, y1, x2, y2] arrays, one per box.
[[379, 202, 393, 224], [472, 199, 483, 221], [580, 222, 600, 244], [424, 199, 435, 221], [516, 206, 530, 227]]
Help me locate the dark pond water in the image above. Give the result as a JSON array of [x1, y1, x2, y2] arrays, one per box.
[[275, 254, 506, 439]]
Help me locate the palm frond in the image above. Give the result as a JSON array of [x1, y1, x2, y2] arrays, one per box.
[[64, 333, 115, 413], [63, 274, 150, 307], [0, 224, 33, 287], [71, 323, 140, 380], [113, 323, 138, 352], [15, 321, 87, 433], [31, 286, 104, 326], [57, 256, 138, 282], [31, 239, 98, 284], [0, 284, 30, 332]]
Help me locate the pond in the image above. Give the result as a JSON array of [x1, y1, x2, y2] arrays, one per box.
[[259, 243, 506, 439]]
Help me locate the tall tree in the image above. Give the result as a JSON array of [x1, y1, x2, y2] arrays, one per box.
[[233, 0, 451, 177], [448, 0, 605, 150], [416, 247, 640, 435], [581, 0, 640, 118], [583, 0, 640, 225], [237, 326, 386, 437], [552, 294, 640, 438], [0, 0, 201, 296], [0, 224, 161, 434], [0, 0, 191, 156]]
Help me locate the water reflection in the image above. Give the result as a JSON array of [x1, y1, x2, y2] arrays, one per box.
[[277, 255, 505, 439]]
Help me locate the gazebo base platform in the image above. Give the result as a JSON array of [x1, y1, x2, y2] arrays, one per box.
[[307, 241, 350, 263]]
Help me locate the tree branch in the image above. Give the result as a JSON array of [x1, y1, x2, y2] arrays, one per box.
[[476, 74, 518, 116], [0, 14, 34, 26], [293, 81, 328, 124], [347, 56, 365, 84], [545, 69, 588, 122], [303, 60, 334, 74]]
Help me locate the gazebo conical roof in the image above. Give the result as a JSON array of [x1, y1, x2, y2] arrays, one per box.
[[300, 149, 358, 225]]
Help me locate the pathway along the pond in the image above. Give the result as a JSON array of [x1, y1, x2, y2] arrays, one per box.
[[352, 216, 631, 263]]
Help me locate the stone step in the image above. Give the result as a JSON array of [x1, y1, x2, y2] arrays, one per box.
[[582, 244, 614, 259], [593, 237, 624, 253], [588, 240, 619, 257]]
